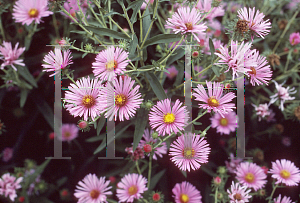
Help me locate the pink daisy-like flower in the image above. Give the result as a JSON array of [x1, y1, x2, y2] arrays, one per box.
[[1, 147, 13, 162], [225, 153, 243, 174], [58, 123, 79, 142], [248, 50, 272, 86], [141, 0, 154, 10], [92, 46, 130, 81], [210, 111, 238, 135], [252, 103, 270, 121], [227, 181, 252, 203], [42, 48, 73, 77], [12, 0, 53, 26], [196, 0, 225, 21], [169, 133, 210, 172], [274, 194, 295, 203], [0, 173, 23, 202], [289, 32, 300, 46], [64, 76, 105, 121], [149, 99, 189, 136], [269, 81, 297, 111], [116, 173, 147, 203], [237, 7, 271, 40], [0, 41, 25, 71], [138, 128, 167, 160], [165, 66, 178, 80], [235, 162, 267, 191], [172, 181, 202, 203], [269, 159, 300, 186], [193, 81, 236, 117], [63, 0, 88, 20], [165, 7, 207, 42], [74, 174, 112, 203]]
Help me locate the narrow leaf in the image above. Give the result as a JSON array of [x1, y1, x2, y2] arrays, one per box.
[[145, 72, 167, 101], [142, 34, 181, 49], [129, 0, 144, 24], [166, 48, 185, 66], [20, 89, 29, 108], [132, 108, 148, 151], [97, 115, 106, 136], [18, 66, 38, 88], [149, 169, 166, 190], [128, 34, 138, 58]]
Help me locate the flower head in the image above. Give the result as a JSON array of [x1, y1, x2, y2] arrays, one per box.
[[252, 103, 270, 121], [74, 174, 112, 203], [0, 173, 23, 202], [193, 81, 236, 117], [149, 99, 189, 136], [273, 194, 295, 203], [58, 123, 79, 142], [225, 153, 243, 174], [63, 0, 87, 20], [227, 181, 252, 203], [210, 111, 238, 135], [2, 147, 13, 162], [165, 66, 178, 80], [0, 41, 25, 71], [269, 159, 300, 186], [169, 133, 210, 171], [196, 0, 225, 21], [42, 48, 73, 77], [172, 181, 202, 203], [116, 173, 147, 203], [12, 0, 53, 25], [289, 32, 300, 46], [235, 162, 267, 191]]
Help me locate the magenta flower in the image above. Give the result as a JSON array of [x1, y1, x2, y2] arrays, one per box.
[[269, 159, 300, 186], [116, 173, 147, 203], [289, 32, 300, 46], [236, 162, 267, 191], [74, 174, 112, 203], [172, 181, 202, 203], [210, 111, 238, 135], [274, 194, 295, 203], [237, 7, 271, 40], [92, 46, 130, 81], [252, 103, 270, 121], [225, 153, 243, 174], [165, 66, 178, 80], [193, 81, 236, 117], [227, 181, 252, 203], [0, 41, 25, 71], [58, 123, 79, 142], [196, 0, 225, 21], [0, 173, 23, 202], [1, 147, 13, 162], [169, 133, 210, 172], [165, 7, 207, 42], [12, 0, 52, 25], [149, 99, 189, 136], [64, 76, 105, 121]]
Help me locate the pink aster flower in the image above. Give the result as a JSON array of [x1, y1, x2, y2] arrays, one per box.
[[252, 103, 270, 121], [193, 81, 236, 117], [0, 41, 25, 71], [2, 147, 13, 162], [64, 76, 105, 121], [269, 159, 300, 186], [266, 109, 276, 122], [210, 111, 238, 135], [12, 0, 53, 26], [225, 153, 243, 174], [290, 32, 300, 46], [92, 46, 130, 81], [235, 162, 267, 191], [196, 0, 225, 21], [274, 194, 295, 203], [74, 174, 112, 203], [165, 66, 178, 80], [149, 99, 189, 136], [227, 181, 252, 203], [269, 81, 297, 111], [139, 128, 167, 160], [237, 7, 271, 40], [0, 173, 23, 202], [116, 173, 147, 203], [58, 123, 79, 142], [42, 48, 73, 77], [172, 181, 202, 203], [63, 0, 87, 20], [141, 0, 154, 10], [165, 7, 207, 42], [248, 50, 272, 86], [287, 0, 300, 10], [169, 133, 210, 172]]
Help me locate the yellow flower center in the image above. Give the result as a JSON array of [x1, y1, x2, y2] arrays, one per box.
[[206, 28, 212, 32], [185, 22, 193, 30], [208, 96, 219, 107], [82, 95, 96, 108], [220, 118, 228, 126], [28, 8, 39, 18], [163, 113, 175, 124], [249, 67, 257, 75], [233, 193, 242, 200], [180, 194, 189, 203], [106, 60, 117, 71], [280, 169, 291, 179], [128, 186, 138, 196], [115, 94, 127, 107], [64, 132, 71, 138], [245, 172, 255, 183], [90, 189, 100, 199], [182, 148, 195, 159]]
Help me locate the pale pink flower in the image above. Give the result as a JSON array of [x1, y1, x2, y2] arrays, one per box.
[[252, 103, 270, 121], [169, 133, 210, 172], [12, 0, 53, 25], [172, 181, 202, 203], [274, 194, 295, 203], [206, 20, 222, 37], [42, 48, 73, 77], [227, 181, 252, 203], [1, 147, 13, 162], [266, 109, 276, 123], [289, 32, 300, 46], [235, 162, 267, 191], [165, 7, 207, 42], [74, 174, 112, 203], [58, 123, 79, 142], [116, 173, 147, 203], [141, 0, 154, 10], [0, 41, 25, 71], [225, 153, 243, 174], [149, 99, 189, 136], [63, 0, 87, 20], [287, 0, 300, 10], [269, 159, 300, 186], [210, 111, 238, 135], [196, 0, 225, 21], [0, 173, 23, 202], [193, 81, 236, 117], [165, 66, 178, 80]]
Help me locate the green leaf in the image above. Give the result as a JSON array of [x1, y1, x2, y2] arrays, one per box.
[[142, 34, 182, 49], [181, 170, 187, 178], [149, 169, 166, 190], [209, 38, 215, 61], [128, 34, 138, 58], [142, 8, 151, 40], [18, 66, 38, 88], [211, 65, 220, 77], [129, 0, 144, 24], [173, 63, 184, 87], [20, 88, 29, 108], [84, 26, 130, 40], [132, 108, 148, 151], [103, 11, 124, 18], [166, 48, 185, 66], [145, 72, 167, 100], [97, 115, 106, 136], [127, 0, 144, 10], [34, 97, 54, 129]]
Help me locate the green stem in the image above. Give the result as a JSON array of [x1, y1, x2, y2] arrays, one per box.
[[108, 16, 131, 39], [160, 35, 185, 64], [88, 2, 106, 27], [0, 17, 5, 41], [136, 161, 141, 175], [268, 184, 279, 203], [186, 110, 208, 127], [108, 0, 115, 44], [147, 154, 153, 189], [195, 57, 220, 77], [66, 73, 78, 87], [77, 0, 88, 25], [153, 133, 174, 149], [214, 187, 218, 203], [198, 7, 214, 24], [52, 13, 60, 39]]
